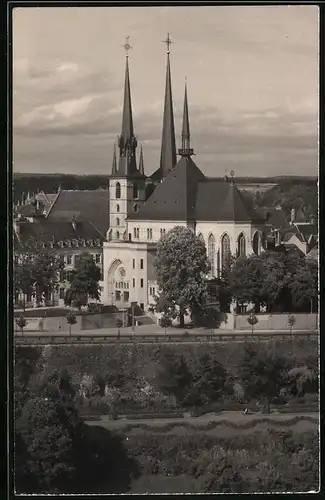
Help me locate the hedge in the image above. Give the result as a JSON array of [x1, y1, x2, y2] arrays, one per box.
[[125, 413, 184, 420], [110, 415, 319, 434]]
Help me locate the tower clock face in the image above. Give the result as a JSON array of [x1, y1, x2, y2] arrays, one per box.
[[119, 267, 126, 277]]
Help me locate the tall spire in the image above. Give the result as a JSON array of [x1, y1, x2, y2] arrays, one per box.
[[111, 144, 117, 175], [139, 144, 144, 175], [159, 33, 176, 180], [178, 78, 194, 157], [116, 36, 138, 177]]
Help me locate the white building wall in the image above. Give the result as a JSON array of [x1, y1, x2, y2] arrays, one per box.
[[127, 220, 187, 243]]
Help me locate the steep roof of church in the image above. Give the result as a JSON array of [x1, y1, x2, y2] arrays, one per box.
[[195, 180, 263, 222], [128, 156, 206, 221], [128, 157, 262, 223]]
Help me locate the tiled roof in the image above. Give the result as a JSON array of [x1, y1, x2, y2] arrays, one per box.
[[129, 156, 263, 223], [46, 189, 109, 235], [295, 223, 318, 240]]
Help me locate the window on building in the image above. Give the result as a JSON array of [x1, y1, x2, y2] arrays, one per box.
[[221, 233, 231, 272], [197, 233, 204, 242], [153, 287, 155, 296], [59, 288, 65, 300], [150, 228, 152, 239], [116, 182, 121, 199], [133, 259, 135, 269], [124, 291, 129, 302], [133, 228, 137, 238], [133, 278, 135, 287], [116, 231, 120, 239], [237, 233, 246, 258], [140, 259, 143, 269], [115, 290, 121, 301], [116, 204, 120, 213], [208, 233, 215, 276], [147, 228, 152, 240], [116, 217, 120, 226], [133, 182, 138, 199], [136, 228, 140, 238], [59, 270, 65, 282], [149, 287, 152, 295], [252, 232, 260, 255], [66, 254, 72, 265], [140, 278, 144, 288], [95, 253, 101, 264], [75, 255, 80, 266]]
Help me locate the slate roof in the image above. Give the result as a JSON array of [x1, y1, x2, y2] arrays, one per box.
[[264, 208, 289, 229], [46, 189, 109, 235], [129, 156, 263, 223], [15, 219, 106, 249]]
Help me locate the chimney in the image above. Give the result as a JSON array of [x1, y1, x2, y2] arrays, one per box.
[[290, 208, 295, 225]]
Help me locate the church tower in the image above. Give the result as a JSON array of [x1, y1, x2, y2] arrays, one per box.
[[178, 78, 194, 158], [151, 33, 177, 183], [108, 37, 146, 242]]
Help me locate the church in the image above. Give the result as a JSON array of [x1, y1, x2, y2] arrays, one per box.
[[102, 35, 265, 312]]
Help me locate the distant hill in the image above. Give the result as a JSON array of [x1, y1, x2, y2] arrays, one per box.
[[12, 172, 317, 204]]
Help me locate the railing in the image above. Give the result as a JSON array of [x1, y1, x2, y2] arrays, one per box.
[[14, 330, 318, 345]]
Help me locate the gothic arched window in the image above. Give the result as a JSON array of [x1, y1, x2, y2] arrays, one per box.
[[252, 231, 259, 255], [133, 182, 138, 199], [116, 204, 120, 213], [116, 217, 120, 226], [115, 182, 121, 199], [221, 233, 231, 272], [197, 233, 204, 242], [208, 233, 215, 276], [237, 233, 246, 257]]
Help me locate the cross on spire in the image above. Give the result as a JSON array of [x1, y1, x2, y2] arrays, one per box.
[[123, 36, 132, 57], [163, 33, 173, 54]]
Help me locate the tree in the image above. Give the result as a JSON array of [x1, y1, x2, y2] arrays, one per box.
[[159, 315, 172, 337], [66, 312, 77, 337], [13, 255, 34, 310], [229, 255, 264, 312], [31, 253, 63, 306], [16, 315, 27, 336], [238, 343, 290, 413], [155, 350, 192, 405], [65, 253, 101, 308], [247, 312, 258, 336], [288, 314, 296, 337], [186, 353, 226, 406], [289, 260, 318, 312], [154, 227, 210, 327], [116, 318, 123, 338]]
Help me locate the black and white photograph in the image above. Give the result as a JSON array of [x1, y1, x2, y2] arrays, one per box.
[[11, 4, 319, 494]]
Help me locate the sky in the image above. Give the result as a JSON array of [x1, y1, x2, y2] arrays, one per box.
[[12, 5, 319, 177]]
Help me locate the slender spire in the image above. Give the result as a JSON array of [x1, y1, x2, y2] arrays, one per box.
[[116, 36, 138, 176], [178, 78, 194, 157], [139, 144, 144, 175], [160, 33, 176, 180], [111, 144, 117, 175], [121, 40, 134, 139]]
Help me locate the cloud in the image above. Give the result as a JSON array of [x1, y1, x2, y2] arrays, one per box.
[[12, 5, 318, 176]]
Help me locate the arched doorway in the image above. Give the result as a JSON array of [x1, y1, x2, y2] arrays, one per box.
[[107, 259, 122, 305]]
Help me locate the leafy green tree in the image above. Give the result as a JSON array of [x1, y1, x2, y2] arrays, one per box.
[[186, 353, 226, 405], [116, 318, 123, 337], [65, 253, 101, 307], [155, 350, 192, 405], [13, 255, 34, 310], [288, 314, 296, 337], [238, 343, 290, 413], [247, 312, 258, 336], [154, 226, 210, 327], [31, 253, 63, 306], [289, 260, 318, 312], [16, 315, 27, 336], [229, 255, 264, 312], [66, 311, 77, 336]]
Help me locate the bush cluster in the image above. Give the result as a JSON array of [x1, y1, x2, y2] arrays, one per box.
[[125, 430, 319, 492]]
